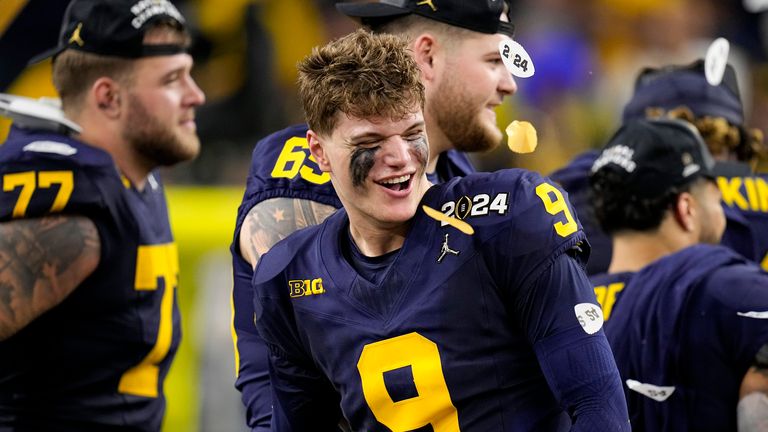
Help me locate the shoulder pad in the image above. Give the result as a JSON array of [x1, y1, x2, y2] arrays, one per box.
[[435, 169, 583, 236], [0, 94, 81, 134]]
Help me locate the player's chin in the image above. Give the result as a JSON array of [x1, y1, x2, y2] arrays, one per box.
[[378, 205, 419, 224], [180, 135, 202, 159], [474, 122, 503, 152]]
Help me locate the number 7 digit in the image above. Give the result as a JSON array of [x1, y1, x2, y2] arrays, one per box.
[[535, 182, 577, 237], [2, 171, 73, 218]]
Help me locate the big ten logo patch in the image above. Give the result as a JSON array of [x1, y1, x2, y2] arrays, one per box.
[[289, 278, 326, 298]]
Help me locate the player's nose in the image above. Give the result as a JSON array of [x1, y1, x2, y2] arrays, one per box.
[[499, 70, 517, 96], [381, 136, 412, 167]]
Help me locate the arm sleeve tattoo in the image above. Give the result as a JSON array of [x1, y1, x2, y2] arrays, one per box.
[[239, 198, 337, 267], [0, 216, 100, 340]]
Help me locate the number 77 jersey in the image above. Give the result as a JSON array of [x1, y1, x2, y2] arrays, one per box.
[[254, 169, 618, 431], [0, 126, 180, 431]]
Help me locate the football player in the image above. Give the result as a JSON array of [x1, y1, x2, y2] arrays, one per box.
[[0, 0, 204, 430], [231, 0, 519, 428], [252, 29, 630, 432], [590, 118, 768, 431]]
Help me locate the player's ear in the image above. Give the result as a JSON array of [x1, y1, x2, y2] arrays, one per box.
[[92, 77, 122, 118], [411, 33, 438, 82], [307, 130, 330, 172], [673, 191, 696, 232]]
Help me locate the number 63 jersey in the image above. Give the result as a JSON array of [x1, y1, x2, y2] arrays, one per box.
[[254, 169, 626, 431], [0, 127, 180, 431]]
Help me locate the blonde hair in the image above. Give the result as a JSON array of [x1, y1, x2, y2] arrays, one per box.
[[297, 29, 425, 136]]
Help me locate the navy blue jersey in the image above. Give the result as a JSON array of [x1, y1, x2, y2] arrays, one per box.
[[254, 170, 629, 431], [605, 244, 768, 432], [0, 127, 181, 431], [230, 123, 476, 429], [551, 152, 768, 274], [590, 271, 634, 323]]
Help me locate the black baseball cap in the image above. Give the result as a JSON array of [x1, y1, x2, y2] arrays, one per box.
[[30, 0, 187, 63], [622, 60, 743, 125], [336, 0, 515, 37], [591, 119, 725, 198]]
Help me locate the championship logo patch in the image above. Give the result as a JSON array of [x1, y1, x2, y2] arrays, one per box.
[[454, 195, 472, 220]]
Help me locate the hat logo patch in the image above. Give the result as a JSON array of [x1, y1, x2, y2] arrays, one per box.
[[681, 152, 701, 177], [682, 164, 701, 177], [130, 0, 184, 29], [68, 23, 85, 47], [416, 0, 437, 12], [592, 145, 636, 173]]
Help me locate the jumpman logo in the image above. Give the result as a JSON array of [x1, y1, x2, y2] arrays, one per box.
[[437, 233, 459, 263], [69, 23, 85, 47], [416, 0, 437, 12]]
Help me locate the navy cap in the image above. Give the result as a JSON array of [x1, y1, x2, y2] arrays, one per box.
[[591, 119, 726, 198], [31, 0, 187, 63], [622, 60, 743, 125], [336, 0, 515, 37]]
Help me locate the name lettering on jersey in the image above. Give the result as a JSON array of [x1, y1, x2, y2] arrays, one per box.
[[718, 176, 768, 213], [289, 278, 325, 298], [439, 192, 508, 226], [593, 282, 625, 321], [574, 303, 604, 334], [22, 141, 77, 156], [626, 379, 675, 402], [437, 233, 459, 263]]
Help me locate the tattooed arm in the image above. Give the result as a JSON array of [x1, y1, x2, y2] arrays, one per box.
[[0, 216, 100, 340], [239, 197, 337, 268], [234, 197, 337, 430]]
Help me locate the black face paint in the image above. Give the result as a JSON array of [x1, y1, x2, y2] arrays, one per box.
[[348, 134, 429, 188], [411, 137, 428, 167], [350, 146, 378, 188]]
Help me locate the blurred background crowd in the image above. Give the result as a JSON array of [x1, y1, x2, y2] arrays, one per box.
[[2, 0, 768, 430]]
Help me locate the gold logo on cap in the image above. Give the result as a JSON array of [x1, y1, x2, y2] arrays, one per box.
[[69, 22, 85, 47], [416, 0, 437, 12]]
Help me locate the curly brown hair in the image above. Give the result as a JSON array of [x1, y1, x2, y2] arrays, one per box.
[[645, 106, 766, 165], [297, 29, 425, 136]]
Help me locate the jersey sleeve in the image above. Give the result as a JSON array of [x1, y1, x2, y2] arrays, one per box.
[[531, 254, 631, 431], [238, 124, 341, 228], [231, 125, 342, 429], [706, 265, 768, 372], [477, 170, 590, 314]]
